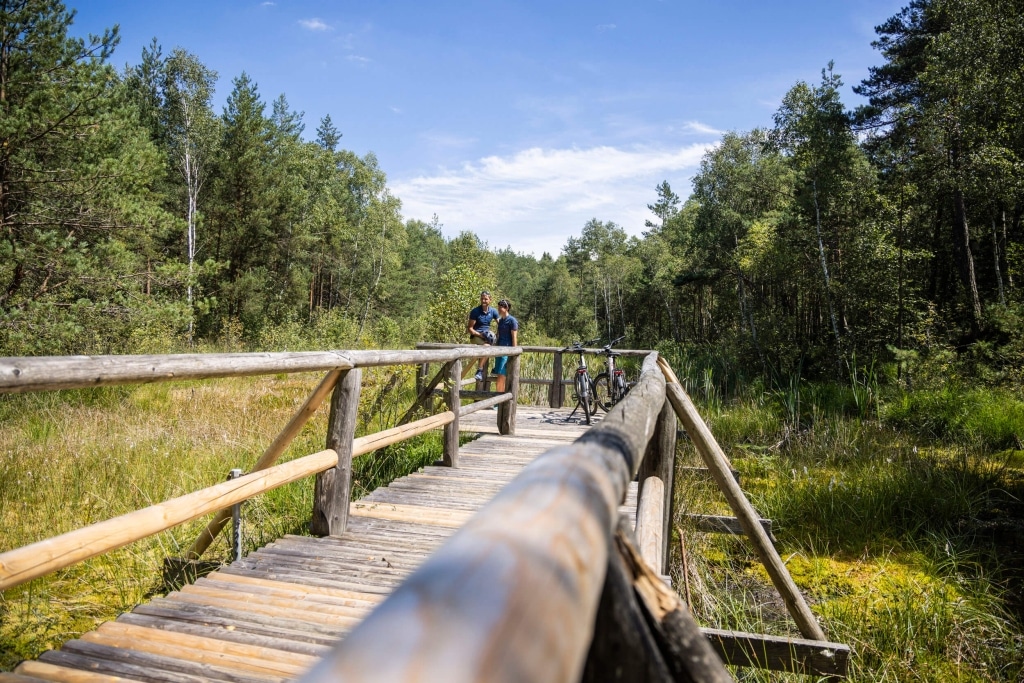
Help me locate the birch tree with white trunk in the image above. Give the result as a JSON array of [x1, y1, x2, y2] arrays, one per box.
[[164, 49, 219, 339]]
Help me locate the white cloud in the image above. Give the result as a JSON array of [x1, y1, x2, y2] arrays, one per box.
[[679, 120, 725, 136], [298, 18, 332, 31], [260, 2, 275, 6], [347, 55, 371, 65], [391, 143, 714, 256], [596, 23, 617, 32]]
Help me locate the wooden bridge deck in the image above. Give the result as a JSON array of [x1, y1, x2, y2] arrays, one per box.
[[10, 406, 640, 683]]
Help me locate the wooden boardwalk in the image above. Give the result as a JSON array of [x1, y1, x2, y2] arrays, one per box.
[[8, 406, 639, 683]]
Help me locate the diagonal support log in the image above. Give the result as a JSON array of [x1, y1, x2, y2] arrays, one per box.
[[185, 369, 343, 560], [657, 357, 827, 642]]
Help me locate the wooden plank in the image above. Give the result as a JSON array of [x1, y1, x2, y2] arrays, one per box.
[[201, 570, 386, 603], [702, 628, 850, 677], [82, 624, 310, 677], [179, 583, 375, 619], [115, 612, 332, 658], [348, 501, 473, 528], [312, 369, 361, 536], [15, 661, 135, 683], [143, 597, 350, 638], [215, 564, 393, 596], [96, 621, 315, 671], [256, 544, 427, 572], [0, 675, 50, 683], [129, 602, 344, 648], [47, 640, 278, 683], [245, 548, 412, 579], [688, 514, 773, 538], [162, 590, 366, 627]]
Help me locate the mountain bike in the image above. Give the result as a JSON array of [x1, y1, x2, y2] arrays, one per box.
[[592, 335, 634, 412], [562, 338, 600, 425]]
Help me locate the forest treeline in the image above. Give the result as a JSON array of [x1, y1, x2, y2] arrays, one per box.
[[2, 0, 1022, 387]]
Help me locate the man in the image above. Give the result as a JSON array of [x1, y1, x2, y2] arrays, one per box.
[[494, 299, 519, 393], [467, 290, 498, 381]]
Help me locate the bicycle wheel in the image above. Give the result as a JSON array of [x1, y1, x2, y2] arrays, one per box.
[[574, 372, 592, 425], [592, 372, 611, 412]]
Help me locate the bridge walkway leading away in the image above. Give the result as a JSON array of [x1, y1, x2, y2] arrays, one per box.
[[7, 407, 641, 683]]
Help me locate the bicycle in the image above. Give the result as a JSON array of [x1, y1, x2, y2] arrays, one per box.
[[562, 338, 600, 425], [592, 335, 634, 412]]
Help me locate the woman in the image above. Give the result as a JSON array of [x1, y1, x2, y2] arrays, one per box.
[[493, 299, 519, 393]]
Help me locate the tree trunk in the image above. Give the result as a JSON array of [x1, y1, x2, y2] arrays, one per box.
[[952, 188, 983, 332], [993, 211, 1005, 306]]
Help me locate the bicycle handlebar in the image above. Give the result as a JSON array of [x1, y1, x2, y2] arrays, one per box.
[[561, 338, 601, 352]]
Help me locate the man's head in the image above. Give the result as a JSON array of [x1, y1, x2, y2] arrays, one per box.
[[498, 299, 511, 316], [480, 291, 491, 308]]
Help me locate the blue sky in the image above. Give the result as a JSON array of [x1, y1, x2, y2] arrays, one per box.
[[74, 0, 905, 256]]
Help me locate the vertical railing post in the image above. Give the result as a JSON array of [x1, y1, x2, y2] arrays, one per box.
[[311, 368, 361, 537], [498, 353, 520, 435], [228, 468, 243, 562], [549, 351, 563, 408], [443, 359, 461, 467], [416, 362, 426, 402], [638, 395, 677, 574]]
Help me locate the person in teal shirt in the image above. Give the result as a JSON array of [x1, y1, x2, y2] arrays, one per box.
[[494, 299, 519, 393]]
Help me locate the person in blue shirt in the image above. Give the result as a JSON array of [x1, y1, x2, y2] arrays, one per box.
[[494, 299, 519, 393], [466, 290, 499, 381]]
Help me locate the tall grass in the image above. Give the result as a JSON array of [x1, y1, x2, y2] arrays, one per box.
[[672, 376, 1024, 682]]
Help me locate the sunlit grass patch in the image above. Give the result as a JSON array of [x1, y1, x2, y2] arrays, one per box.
[[673, 387, 1024, 682]]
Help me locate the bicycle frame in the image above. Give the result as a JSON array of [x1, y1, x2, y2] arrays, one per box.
[[562, 339, 599, 424]]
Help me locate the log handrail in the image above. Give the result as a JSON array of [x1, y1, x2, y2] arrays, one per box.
[[0, 347, 520, 394]]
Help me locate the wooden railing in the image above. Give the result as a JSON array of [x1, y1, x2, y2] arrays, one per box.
[[416, 342, 648, 408], [0, 345, 846, 680], [0, 346, 521, 591]]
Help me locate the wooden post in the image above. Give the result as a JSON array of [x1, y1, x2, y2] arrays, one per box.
[[442, 360, 460, 467], [311, 368, 361, 537], [498, 354, 520, 435], [638, 397, 677, 574], [635, 476, 665, 573], [549, 352, 563, 408]]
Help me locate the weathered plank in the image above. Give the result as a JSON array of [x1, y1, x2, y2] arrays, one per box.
[[702, 628, 850, 677]]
